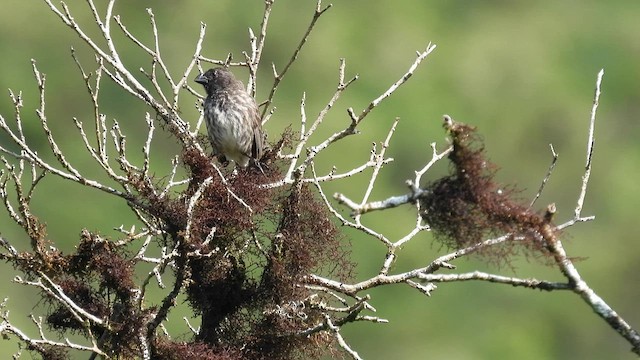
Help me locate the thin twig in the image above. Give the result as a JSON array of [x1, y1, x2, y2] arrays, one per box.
[[574, 68, 604, 219], [260, 0, 332, 119], [530, 144, 558, 208]]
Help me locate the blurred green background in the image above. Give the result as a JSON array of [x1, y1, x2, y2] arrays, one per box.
[[1, 0, 639, 359]]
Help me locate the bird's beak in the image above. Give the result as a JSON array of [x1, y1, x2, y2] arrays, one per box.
[[194, 74, 207, 85]]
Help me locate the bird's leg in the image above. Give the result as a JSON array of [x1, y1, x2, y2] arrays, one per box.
[[217, 154, 230, 168], [230, 165, 239, 179], [252, 159, 266, 175]]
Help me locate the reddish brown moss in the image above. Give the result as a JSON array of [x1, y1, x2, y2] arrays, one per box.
[[36, 345, 69, 360], [46, 277, 108, 331], [10, 129, 352, 360], [153, 339, 243, 360], [183, 137, 352, 359], [420, 117, 555, 263], [68, 230, 135, 298]]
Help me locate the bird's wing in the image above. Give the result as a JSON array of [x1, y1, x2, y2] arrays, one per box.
[[250, 108, 264, 160]]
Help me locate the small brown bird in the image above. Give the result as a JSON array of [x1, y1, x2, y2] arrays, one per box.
[[195, 67, 265, 169]]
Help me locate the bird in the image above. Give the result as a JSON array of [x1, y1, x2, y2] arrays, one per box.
[[194, 67, 265, 170]]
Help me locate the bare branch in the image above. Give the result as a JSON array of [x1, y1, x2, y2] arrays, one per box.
[[1, 2, 633, 358], [335, 143, 452, 216], [546, 236, 640, 355], [574, 68, 604, 219], [355, 119, 400, 224], [529, 144, 558, 208], [260, 0, 333, 119], [350, 43, 437, 124], [246, 0, 276, 96]]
